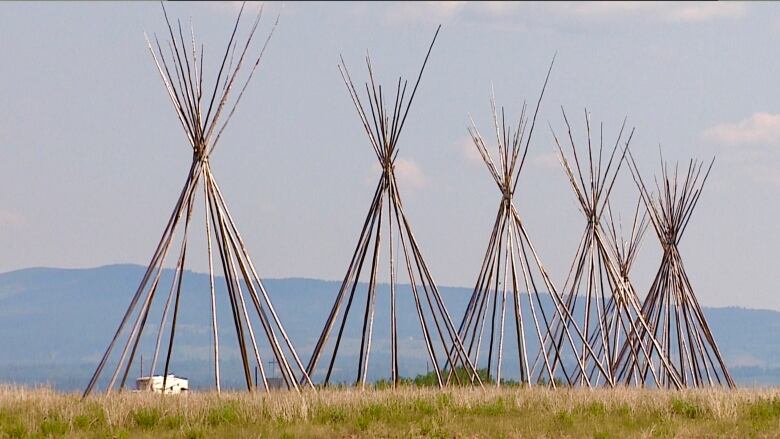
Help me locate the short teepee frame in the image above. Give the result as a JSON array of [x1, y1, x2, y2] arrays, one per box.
[[620, 153, 735, 388], [542, 111, 680, 388]]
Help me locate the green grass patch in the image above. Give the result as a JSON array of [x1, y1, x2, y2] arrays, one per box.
[[206, 402, 240, 427], [73, 402, 106, 431], [0, 386, 777, 437], [131, 407, 161, 429], [314, 405, 348, 425], [670, 397, 706, 419], [39, 414, 69, 436], [1, 421, 27, 439], [747, 397, 780, 420]]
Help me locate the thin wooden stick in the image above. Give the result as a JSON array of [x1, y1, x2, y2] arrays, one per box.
[[204, 174, 220, 392]]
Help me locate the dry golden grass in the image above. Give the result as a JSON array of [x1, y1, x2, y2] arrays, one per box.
[[1, 385, 780, 437]]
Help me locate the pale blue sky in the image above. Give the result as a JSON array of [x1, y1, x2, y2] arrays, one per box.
[[1, 2, 779, 309]]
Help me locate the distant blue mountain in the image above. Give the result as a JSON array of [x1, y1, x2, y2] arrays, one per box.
[[0, 264, 777, 390]]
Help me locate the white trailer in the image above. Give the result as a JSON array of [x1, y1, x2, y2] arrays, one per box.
[[135, 375, 189, 394]]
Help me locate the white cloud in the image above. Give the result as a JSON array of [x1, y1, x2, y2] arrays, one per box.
[[703, 112, 780, 147], [0, 210, 24, 227], [384, 1, 467, 26], [703, 112, 780, 188], [203, 1, 264, 15], [384, 1, 523, 27], [367, 158, 429, 191], [531, 151, 561, 170], [552, 2, 746, 23], [557, 2, 656, 21], [383, 1, 747, 28], [394, 158, 429, 189], [455, 135, 560, 172], [665, 2, 746, 22], [456, 137, 484, 165]]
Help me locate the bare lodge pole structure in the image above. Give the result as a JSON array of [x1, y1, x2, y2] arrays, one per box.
[[83, 3, 313, 397], [456, 60, 603, 387], [541, 110, 681, 388], [616, 153, 736, 388], [573, 195, 682, 388], [305, 26, 482, 388]]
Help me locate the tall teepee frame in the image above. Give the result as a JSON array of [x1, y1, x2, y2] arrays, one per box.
[[84, 4, 313, 397], [456, 64, 606, 387], [617, 152, 735, 388], [305, 26, 481, 388], [541, 110, 681, 388]]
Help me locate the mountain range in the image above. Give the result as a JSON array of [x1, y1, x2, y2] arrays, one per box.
[[0, 264, 778, 391]]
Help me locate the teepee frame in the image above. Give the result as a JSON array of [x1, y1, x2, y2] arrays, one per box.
[[456, 62, 603, 387], [540, 110, 681, 388], [84, 3, 313, 397], [576, 195, 683, 388], [304, 26, 482, 388], [597, 198, 652, 384], [619, 152, 735, 388]]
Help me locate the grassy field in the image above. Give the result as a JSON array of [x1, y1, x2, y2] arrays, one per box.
[[1, 385, 780, 438]]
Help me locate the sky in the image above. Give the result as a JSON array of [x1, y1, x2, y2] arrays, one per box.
[[1, 2, 779, 310]]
